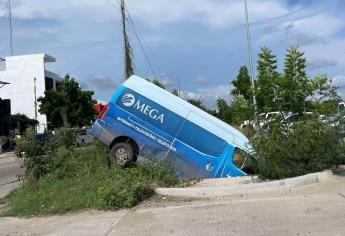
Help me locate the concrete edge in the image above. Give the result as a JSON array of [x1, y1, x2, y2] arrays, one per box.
[[155, 170, 334, 198]]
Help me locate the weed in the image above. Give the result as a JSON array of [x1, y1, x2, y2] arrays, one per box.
[[3, 135, 179, 217]]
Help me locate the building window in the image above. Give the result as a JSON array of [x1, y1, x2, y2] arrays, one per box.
[[45, 77, 54, 90], [56, 81, 61, 91]]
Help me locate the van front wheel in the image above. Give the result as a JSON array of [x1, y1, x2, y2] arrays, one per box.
[[110, 142, 134, 166]]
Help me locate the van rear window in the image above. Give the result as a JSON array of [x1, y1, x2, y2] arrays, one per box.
[[177, 120, 227, 157]]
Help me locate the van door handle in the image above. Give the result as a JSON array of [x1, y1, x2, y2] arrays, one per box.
[[205, 162, 213, 171]]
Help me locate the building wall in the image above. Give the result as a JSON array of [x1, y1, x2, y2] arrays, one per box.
[[0, 54, 61, 133]]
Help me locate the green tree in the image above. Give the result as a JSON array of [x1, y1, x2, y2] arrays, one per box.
[[216, 98, 232, 124], [11, 114, 38, 134], [187, 98, 207, 110], [38, 75, 96, 129], [152, 79, 166, 89], [172, 88, 179, 96], [279, 46, 309, 114], [187, 98, 217, 116], [309, 75, 340, 115], [229, 95, 254, 125], [231, 66, 252, 101], [256, 47, 280, 111]]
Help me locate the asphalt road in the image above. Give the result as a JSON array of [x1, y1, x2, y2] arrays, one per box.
[[0, 153, 23, 198], [1, 175, 345, 235]]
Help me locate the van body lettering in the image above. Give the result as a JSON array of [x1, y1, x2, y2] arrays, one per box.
[[125, 95, 165, 123]]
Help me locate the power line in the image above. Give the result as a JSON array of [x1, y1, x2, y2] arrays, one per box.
[[136, 27, 167, 74], [105, 0, 163, 79], [124, 2, 158, 79], [120, 5, 166, 75], [105, 0, 119, 10], [124, 16, 165, 76]]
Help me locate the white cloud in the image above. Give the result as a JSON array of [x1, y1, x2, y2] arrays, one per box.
[[332, 75, 345, 99], [84, 76, 120, 91], [259, 11, 344, 47], [1, 0, 344, 104], [192, 76, 208, 86], [302, 38, 345, 77], [181, 84, 230, 109], [0, 0, 117, 22], [286, 14, 344, 38], [307, 58, 337, 70], [2, 0, 289, 28], [304, 39, 345, 60], [332, 75, 345, 88]]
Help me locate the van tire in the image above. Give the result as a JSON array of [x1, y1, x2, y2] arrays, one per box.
[[110, 142, 134, 166]]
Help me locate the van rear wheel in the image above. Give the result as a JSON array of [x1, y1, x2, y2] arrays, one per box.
[[110, 142, 134, 166]]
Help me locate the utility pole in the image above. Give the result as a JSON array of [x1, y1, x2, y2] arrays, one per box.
[[8, 0, 13, 56], [120, 0, 134, 80], [243, 0, 257, 114], [34, 78, 38, 132]]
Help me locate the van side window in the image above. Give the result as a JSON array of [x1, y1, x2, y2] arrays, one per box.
[[177, 120, 227, 157]]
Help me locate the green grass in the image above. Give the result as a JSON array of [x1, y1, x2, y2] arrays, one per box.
[[2, 143, 179, 217]]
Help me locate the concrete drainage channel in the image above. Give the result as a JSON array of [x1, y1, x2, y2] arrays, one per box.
[[155, 170, 336, 198]]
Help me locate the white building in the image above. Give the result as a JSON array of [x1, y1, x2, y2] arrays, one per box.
[[0, 54, 62, 133]]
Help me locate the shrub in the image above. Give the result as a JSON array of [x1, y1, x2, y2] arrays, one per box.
[[15, 128, 50, 182], [252, 119, 345, 179], [4, 129, 180, 216], [96, 162, 178, 209], [45, 128, 77, 153], [97, 181, 153, 209], [16, 128, 78, 182]]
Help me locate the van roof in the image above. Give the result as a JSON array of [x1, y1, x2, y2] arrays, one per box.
[[123, 75, 254, 155]]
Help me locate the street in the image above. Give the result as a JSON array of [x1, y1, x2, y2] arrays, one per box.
[[0, 153, 23, 199], [1, 174, 345, 236]]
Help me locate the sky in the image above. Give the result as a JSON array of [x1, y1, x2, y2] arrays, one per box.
[[0, 0, 344, 108]]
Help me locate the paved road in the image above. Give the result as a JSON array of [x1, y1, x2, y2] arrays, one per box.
[[1, 175, 345, 236], [0, 153, 23, 198]]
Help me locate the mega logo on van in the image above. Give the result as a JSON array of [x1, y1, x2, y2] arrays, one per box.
[[121, 93, 165, 123]]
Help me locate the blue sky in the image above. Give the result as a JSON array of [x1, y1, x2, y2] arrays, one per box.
[[0, 0, 344, 108]]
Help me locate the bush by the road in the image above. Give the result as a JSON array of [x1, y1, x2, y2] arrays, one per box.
[[251, 119, 345, 179], [3, 130, 179, 216]]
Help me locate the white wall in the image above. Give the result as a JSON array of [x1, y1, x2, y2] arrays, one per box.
[[0, 54, 60, 133]]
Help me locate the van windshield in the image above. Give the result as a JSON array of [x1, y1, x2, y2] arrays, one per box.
[[233, 148, 247, 169], [233, 148, 256, 173]]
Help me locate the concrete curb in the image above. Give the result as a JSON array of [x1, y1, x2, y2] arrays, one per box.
[[155, 170, 334, 198]]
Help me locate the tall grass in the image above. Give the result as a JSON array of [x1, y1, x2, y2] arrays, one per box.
[[3, 130, 179, 217]]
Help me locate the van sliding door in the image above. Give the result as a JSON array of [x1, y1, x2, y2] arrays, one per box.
[[164, 111, 228, 178]]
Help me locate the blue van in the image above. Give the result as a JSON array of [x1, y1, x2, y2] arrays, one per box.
[[91, 75, 254, 179]]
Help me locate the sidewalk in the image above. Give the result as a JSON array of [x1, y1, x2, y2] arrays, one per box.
[[1, 175, 345, 236]]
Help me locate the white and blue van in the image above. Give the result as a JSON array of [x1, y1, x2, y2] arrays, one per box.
[[91, 75, 254, 179]]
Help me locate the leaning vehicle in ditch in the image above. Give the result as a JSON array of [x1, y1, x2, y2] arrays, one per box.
[[91, 75, 255, 179]]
